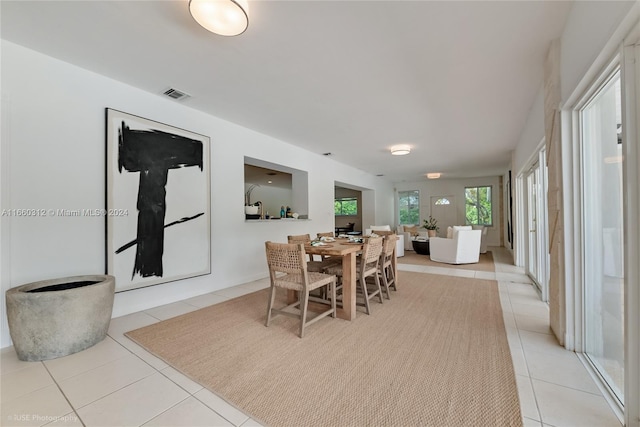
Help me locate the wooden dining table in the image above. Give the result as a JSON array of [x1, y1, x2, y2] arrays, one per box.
[[303, 241, 362, 321]]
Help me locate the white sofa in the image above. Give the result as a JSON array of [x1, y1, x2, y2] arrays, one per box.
[[396, 225, 428, 251], [367, 225, 392, 233], [429, 228, 482, 264], [365, 225, 404, 257]]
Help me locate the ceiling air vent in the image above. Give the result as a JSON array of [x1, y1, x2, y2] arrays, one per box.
[[162, 88, 190, 101]]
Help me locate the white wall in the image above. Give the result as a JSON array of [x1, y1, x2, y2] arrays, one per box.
[[513, 0, 637, 190], [513, 87, 545, 175], [394, 176, 502, 247], [0, 41, 394, 348], [560, 0, 636, 102]]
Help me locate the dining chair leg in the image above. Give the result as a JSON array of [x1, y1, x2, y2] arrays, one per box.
[[380, 268, 391, 300], [359, 276, 371, 315], [388, 264, 396, 293], [299, 291, 310, 338], [374, 273, 384, 304], [265, 286, 276, 327], [330, 278, 337, 317], [333, 275, 343, 306], [388, 264, 397, 291]]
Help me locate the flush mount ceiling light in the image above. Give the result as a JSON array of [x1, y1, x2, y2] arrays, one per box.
[[390, 145, 411, 156], [189, 0, 249, 37], [427, 173, 441, 179]]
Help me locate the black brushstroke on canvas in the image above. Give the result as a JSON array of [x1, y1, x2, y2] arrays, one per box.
[[118, 122, 203, 279], [115, 213, 205, 255]]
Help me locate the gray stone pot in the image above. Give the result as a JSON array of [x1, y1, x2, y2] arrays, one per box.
[[6, 275, 115, 361]]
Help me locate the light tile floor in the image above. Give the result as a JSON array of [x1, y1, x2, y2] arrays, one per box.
[[0, 247, 622, 427], [397, 247, 622, 427]]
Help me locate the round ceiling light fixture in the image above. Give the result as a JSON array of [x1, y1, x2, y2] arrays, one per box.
[[427, 172, 441, 179], [189, 0, 249, 37], [390, 144, 411, 156]]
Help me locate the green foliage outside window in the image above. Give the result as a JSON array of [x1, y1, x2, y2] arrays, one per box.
[[398, 190, 420, 225], [335, 198, 358, 216], [465, 186, 492, 226]]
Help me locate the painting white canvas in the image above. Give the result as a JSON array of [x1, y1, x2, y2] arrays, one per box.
[[106, 108, 211, 292]]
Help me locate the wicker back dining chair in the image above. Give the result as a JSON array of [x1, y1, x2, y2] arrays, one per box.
[[369, 229, 394, 237], [287, 234, 312, 244], [325, 236, 384, 315], [317, 232, 335, 238], [264, 242, 337, 338], [379, 234, 397, 299], [287, 234, 340, 272], [287, 234, 322, 270]]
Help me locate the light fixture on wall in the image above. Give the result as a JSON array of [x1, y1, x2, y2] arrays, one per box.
[[390, 145, 411, 156], [427, 172, 441, 179], [189, 0, 249, 36]]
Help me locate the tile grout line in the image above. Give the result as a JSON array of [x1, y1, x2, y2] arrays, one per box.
[[522, 416, 543, 427], [158, 369, 252, 426], [507, 283, 545, 424], [72, 362, 157, 411], [114, 320, 246, 426], [498, 282, 540, 424], [40, 361, 86, 427], [527, 376, 611, 398], [190, 390, 250, 427], [136, 395, 193, 427]]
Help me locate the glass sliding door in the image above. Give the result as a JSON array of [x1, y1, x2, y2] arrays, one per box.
[[581, 69, 624, 403], [525, 151, 550, 302], [526, 167, 539, 284]]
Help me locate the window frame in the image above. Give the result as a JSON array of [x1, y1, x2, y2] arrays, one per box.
[[464, 185, 493, 226], [334, 197, 358, 216], [577, 64, 625, 408], [398, 190, 420, 225]]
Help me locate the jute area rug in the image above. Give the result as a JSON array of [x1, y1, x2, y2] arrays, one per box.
[[400, 250, 495, 272], [126, 271, 521, 427]]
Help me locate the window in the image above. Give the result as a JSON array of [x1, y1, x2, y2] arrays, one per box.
[[581, 69, 624, 403], [435, 198, 450, 205], [334, 197, 357, 216], [465, 186, 492, 226], [398, 190, 419, 225]]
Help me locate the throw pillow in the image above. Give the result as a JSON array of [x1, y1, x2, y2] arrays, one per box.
[[370, 225, 392, 231], [404, 225, 418, 236], [447, 226, 453, 239]]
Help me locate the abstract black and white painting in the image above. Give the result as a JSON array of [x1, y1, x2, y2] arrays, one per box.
[[106, 109, 211, 292]]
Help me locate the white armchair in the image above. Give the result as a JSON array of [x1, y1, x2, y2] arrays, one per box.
[[429, 229, 482, 264]]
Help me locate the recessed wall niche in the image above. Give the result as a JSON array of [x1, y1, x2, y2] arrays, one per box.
[[244, 157, 309, 219]]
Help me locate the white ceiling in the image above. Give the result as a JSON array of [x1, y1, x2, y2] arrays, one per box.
[[1, 0, 573, 182]]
